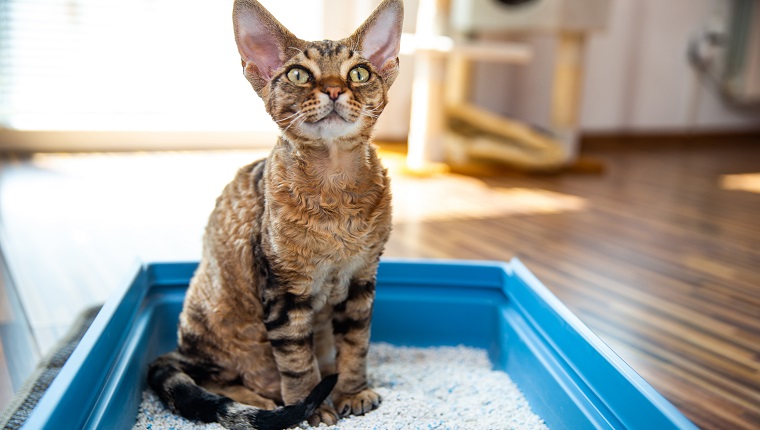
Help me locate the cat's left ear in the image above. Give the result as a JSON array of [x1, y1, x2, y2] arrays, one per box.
[[350, 0, 404, 87]]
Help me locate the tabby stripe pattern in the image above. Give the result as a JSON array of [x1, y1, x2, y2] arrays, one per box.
[[333, 280, 375, 398], [148, 353, 338, 430]]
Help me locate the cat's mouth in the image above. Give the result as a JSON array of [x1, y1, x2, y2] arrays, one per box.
[[288, 100, 362, 139], [315, 109, 349, 124]]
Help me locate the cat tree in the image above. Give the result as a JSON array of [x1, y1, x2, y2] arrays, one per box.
[[404, 0, 610, 172]]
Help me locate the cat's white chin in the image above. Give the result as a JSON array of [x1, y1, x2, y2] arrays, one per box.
[[300, 112, 362, 140], [319, 111, 348, 124]]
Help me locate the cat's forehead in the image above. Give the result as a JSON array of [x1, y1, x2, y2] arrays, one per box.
[[303, 40, 356, 60], [291, 40, 360, 74]]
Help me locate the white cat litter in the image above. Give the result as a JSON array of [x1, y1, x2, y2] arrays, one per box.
[[132, 343, 549, 430]]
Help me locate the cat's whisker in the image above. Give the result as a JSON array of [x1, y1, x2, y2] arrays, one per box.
[[360, 108, 380, 119], [364, 104, 384, 113], [282, 112, 307, 134], [280, 115, 306, 132], [280, 112, 300, 126], [276, 111, 303, 124], [282, 119, 299, 134]]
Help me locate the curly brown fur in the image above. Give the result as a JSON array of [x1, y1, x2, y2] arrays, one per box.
[[147, 1, 403, 429]]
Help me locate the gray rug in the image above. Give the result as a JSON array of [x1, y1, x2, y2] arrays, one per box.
[[0, 305, 102, 429]]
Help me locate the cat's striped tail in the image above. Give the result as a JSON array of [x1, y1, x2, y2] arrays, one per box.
[[147, 352, 338, 430]]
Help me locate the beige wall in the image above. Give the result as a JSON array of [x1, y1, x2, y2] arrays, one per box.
[[579, 0, 760, 132], [373, 0, 760, 141]]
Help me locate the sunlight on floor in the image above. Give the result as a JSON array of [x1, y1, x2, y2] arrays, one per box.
[[721, 173, 760, 194], [26, 150, 589, 231], [392, 176, 588, 223], [381, 152, 588, 223]]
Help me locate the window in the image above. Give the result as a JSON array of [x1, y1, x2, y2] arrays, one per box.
[[0, 0, 326, 148]]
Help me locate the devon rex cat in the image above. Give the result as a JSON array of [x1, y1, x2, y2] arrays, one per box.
[[147, 1, 403, 429]]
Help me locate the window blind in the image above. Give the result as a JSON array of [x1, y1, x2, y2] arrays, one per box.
[[0, 0, 324, 135]]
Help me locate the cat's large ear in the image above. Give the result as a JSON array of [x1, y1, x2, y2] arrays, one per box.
[[349, 0, 404, 88], [233, 0, 305, 93]]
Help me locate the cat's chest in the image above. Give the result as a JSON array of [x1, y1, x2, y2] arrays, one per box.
[[310, 257, 366, 310], [279, 179, 383, 238]]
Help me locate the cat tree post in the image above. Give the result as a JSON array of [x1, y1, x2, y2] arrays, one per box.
[[405, 0, 533, 173], [406, 0, 449, 173], [407, 0, 610, 171], [550, 30, 587, 161]]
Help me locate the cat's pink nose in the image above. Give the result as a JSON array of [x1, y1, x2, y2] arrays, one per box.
[[323, 85, 344, 101]]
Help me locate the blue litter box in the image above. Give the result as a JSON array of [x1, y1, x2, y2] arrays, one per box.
[[21, 258, 697, 429]]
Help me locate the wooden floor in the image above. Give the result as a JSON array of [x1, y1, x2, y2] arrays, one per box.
[[1, 138, 759, 429]]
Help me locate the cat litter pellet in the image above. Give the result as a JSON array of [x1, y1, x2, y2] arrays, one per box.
[[132, 343, 549, 430]]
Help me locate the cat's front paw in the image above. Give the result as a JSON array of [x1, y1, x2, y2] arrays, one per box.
[[306, 404, 338, 427], [335, 388, 382, 417]]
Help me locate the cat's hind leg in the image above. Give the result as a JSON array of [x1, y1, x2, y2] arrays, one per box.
[[148, 351, 337, 429]]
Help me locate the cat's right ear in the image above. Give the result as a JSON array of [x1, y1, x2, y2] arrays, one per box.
[[233, 0, 304, 93]]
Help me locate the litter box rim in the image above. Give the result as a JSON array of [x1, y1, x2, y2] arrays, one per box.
[[21, 258, 697, 430]]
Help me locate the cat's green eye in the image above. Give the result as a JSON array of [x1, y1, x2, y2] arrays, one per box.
[[349, 66, 370, 83], [287, 67, 311, 84]]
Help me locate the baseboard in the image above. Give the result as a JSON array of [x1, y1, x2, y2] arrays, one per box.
[[580, 129, 760, 151], [0, 130, 279, 153]]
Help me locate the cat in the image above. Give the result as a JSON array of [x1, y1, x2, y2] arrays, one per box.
[[147, 0, 403, 429]]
